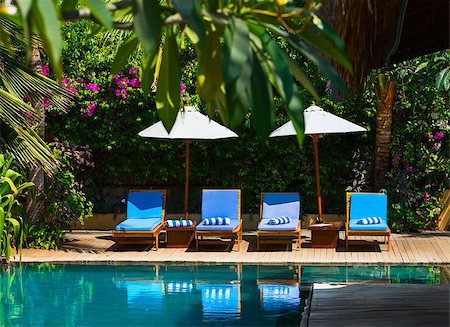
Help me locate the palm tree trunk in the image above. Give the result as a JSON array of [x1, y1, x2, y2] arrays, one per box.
[[26, 43, 46, 223], [373, 74, 396, 189]]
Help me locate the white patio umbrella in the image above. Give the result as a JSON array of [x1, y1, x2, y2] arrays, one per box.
[[270, 105, 366, 222], [139, 106, 238, 218]]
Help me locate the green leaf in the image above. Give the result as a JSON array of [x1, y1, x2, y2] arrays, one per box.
[[155, 27, 180, 132], [31, 0, 62, 79], [249, 50, 274, 138], [435, 67, 449, 90], [173, 0, 205, 43], [266, 24, 348, 95], [221, 17, 251, 85], [0, 207, 4, 247], [139, 53, 157, 94], [414, 62, 428, 73], [286, 92, 305, 145], [284, 54, 318, 98], [79, 0, 112, 28], [61, 0, 78, 11], [197, 24, 223, 102], [16, 0, 33, 18], [133, 0, 162, 57], [111, 35, 139, 75]]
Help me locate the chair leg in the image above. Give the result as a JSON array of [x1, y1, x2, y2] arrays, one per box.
[[195, 232, 199, 251], [256, 234, 260, 251], [155, 233, 159, 251], [346, 235, 348, 250]]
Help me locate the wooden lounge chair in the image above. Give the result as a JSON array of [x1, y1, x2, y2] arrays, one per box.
[[195, 189, 242, 251], [112, 189, 166, 250], [346, 192, 391, 251], [256, 192, 301, 251]]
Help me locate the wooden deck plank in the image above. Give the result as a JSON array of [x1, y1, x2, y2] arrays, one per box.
[[13, 231, 450, 264]]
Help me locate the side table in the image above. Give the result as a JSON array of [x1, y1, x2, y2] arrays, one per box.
[[308, 221, 343, 248], [164, 223, 196, 248]]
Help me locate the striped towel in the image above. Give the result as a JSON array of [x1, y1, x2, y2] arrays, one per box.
[[357, 217, 382, 224], [203, 217, 231, 225], [166, 220, 193, 228], [268, 216, 291, 225]]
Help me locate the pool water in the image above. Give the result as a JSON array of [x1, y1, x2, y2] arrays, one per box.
[[1, 264, 448, 326]]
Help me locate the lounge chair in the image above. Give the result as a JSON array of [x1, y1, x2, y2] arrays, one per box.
[[256, 192, 301, 251], [195, 189, 242, 251], [345, 192, 391, 251], [112, 189, 166, 250]]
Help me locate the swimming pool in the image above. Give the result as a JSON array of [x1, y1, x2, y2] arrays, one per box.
[[1, 264, 448, 326]]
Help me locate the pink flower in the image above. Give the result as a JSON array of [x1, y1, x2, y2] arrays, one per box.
[[129, 77, 140, 88], [423, 192, 430, 202], [76, 78, 85, 83], [24, 112, 33, 119], [433, 132, 444, 140], [61, 78, 71, 86], [107, 120, 113, 126], [68, 86, 78, 93], [42, 98, 50, 108], [129, 67, 138, 75], [86, 103, 97, 117], [41, 65, 49, 77], [85, 83, 100, 92], [22, 94, 32, 103]]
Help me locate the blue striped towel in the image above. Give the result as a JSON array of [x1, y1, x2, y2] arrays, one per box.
[[268, 216, 291, 225], [166, 220, 193, 228], [203, 217, 231, 225], [357, 217, 382, 224]]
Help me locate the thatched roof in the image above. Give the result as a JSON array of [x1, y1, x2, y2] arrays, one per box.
[[319, 0, 449, 92]]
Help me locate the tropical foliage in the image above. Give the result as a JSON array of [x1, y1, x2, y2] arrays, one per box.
[[0, 155, 34, 261], [0, 0, 351, 141]]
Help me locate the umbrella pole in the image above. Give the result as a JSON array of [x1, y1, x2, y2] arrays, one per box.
[[312, 135, 323, 223], [184, 140, 190, 219]]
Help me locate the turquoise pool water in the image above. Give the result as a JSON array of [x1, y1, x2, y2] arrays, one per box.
[[1, 264, 448, 326]]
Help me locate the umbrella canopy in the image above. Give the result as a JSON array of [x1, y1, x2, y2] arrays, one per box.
[[270, 105, 367, 222], [139, 106, 238, 218]]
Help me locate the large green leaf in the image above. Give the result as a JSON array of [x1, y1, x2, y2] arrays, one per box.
[[435, 67, 449, 91], [133, 0, 161, 57], [221, 17, 251, 85], [31, 0, 62, 79], [249, 49, 274, 138], [284, 54, 318, 98], [79, 0, 113, 28], [155, 27, 180, 132], [286, 91, 305, 145], [111, 35, 139, 75], [197, 24, 223, 102], [139, 53, 157, 94]]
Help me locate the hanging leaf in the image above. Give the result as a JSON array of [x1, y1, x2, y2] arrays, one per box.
[[284, 54, 318, 98], [139, 53, 157, 94], [133, 0, 161, 57], [31, 0, 62, 79], [286, 92, 305, 145], [79, 0, 112, 28], [221, 17, 251, 85], [111, 35, 139, 75], [155, 27, 180, 132], [198, 24, 223, 102], [249, 49, 274, 138]]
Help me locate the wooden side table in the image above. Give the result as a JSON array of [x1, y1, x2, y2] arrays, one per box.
[[308, 221, 343, 248], [164, 224, 196, 248]]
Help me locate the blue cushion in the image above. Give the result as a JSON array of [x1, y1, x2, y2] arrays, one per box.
[[166, 220, 193, 228], [349, 193, 388, 230], [258, 218, 299, 231], [268, 216, 291, 225], [262, 193, 300, 219], [127, 191, 164, 219], [202, 190, 240, 220], [196, 219, 240, 231], [115, 218, 162, 231], [203, 217, 231, 225]]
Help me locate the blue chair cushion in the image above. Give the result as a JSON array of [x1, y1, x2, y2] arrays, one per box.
[[196, 219, 240, 231], [202, 190, 240, 220], [258, 218, 299, 231], [127, 191, 164, 219], [115, 218, 162, 231], [349, 193, 388, 230], [203, 217, 231, 225], [268, 216, 291, 225], [262, 193, 300, 219], [166, 220, 193, 228]]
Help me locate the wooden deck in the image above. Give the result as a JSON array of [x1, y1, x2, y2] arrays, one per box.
[[308, 283, 450, 327], [13, 230, 450, 264]]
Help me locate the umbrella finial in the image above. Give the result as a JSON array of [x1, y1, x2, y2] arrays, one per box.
[[312, 100, 316, 106]]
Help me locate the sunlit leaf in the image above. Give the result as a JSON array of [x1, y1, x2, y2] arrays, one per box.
[[111, 35, 139, 75], [155, 27, 180, 132], [80, 0, 113, 28]]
